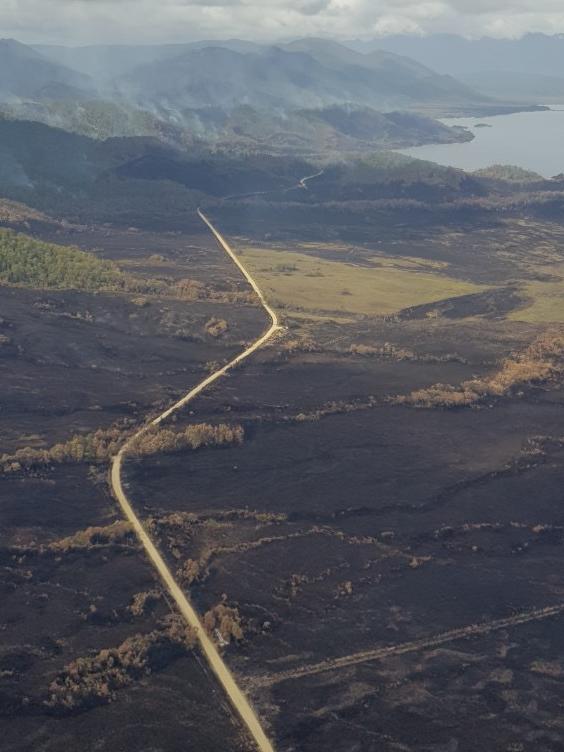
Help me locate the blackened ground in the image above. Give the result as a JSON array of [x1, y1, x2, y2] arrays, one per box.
[[0, 219, 266, 752], [123, 308, 564, 751], [4, 200, 564, 752]]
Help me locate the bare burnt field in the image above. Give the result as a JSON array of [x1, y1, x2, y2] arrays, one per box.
[[115, 206, 564, 751], [121, 305, 564, 752], [160, 316, 537, 423], [3, 196, 564, 752], [0, 218, 264, 751], [0, 215, 267, 450], [0, 463, 252, 752]]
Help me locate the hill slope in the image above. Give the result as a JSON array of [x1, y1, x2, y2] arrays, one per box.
[[116, 39, 488, 112], [0, 39, 93, 101], [353, 33, 564, 78], [350, 33, 564, 102]]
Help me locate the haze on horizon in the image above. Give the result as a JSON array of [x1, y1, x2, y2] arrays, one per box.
[[5, 0, 564, 47]]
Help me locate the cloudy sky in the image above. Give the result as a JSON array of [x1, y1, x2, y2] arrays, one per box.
[[3, 0, 564, 45]]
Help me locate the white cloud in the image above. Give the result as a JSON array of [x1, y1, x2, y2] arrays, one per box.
[[3, 0, 564, 44]]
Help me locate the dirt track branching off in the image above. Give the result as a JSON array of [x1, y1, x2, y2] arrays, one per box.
[[256, 603, 564, 688]]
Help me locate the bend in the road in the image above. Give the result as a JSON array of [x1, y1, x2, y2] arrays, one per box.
[[110, 210, 278, 752]]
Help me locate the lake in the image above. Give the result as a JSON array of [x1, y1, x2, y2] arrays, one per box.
[[398, 107, 564, 178]]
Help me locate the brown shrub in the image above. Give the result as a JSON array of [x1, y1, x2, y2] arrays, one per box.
[[131, 296, 150, 307], [350, 342, 414, 360], [393, 331, 564, 409], [336, 581, 354, 597], [45, 615, 197, 712], [280, 336, 321, 354], [172, 278, 256, 306], [205, 317, 229, 338], [177, 558, 205, 585], [349, 342, 465, 364], [0, 426, 129, 473], [129, 589, 162, 617], [49, 522, 136, 553], [203, 603, 244, 643], [127, 422, 244, 458], [293, 396, 379, 422]]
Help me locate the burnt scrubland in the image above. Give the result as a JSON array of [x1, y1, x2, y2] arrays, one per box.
[[2, 143, 564, 752], [0, 210, 264, 751], [128, 162, 564, 750]]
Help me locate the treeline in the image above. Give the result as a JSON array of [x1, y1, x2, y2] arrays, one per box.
[[46, 614, 197, 713], [0, 426, 127, 473], [0, 228, 127, 292], [127, 422, 244, 458], [1, 422, 244, 475], [171, 277, 256, 305], [394, 331, 564, 409], [473, 164, 543, 183], [349, 342, 466, 364], [0, 229, 257, 308], [0, 198, 51, 225], [309, 152, 484, 203], [49, 522, 135, 554], [216, 188, 564, 242]]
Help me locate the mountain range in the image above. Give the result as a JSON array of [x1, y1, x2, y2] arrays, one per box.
[[112, 38, 486, 112], [0, 35, 552, 159], [352, 33, 564, 103], [0, 39, 94, 101], [0, 36, 501, 154], [5, 36, 487, 112]]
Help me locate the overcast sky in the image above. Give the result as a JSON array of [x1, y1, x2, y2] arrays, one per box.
[[4, 0, 564, 46]]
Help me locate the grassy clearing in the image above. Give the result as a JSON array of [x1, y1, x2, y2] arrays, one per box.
[[510, 265, 564, 323], [238, 244, 485, 317], [286, 311, 358, 325], [291, 241, 449, 272]]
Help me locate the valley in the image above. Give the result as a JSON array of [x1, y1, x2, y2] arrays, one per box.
[[2, 156, 564, 749], [3, 24, 564, 752]]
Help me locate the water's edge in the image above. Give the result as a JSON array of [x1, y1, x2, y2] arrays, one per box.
[[397, 107, 564, 177]]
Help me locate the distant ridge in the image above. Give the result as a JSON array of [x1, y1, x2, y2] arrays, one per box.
[[114, 37, 488, 111], [0, 38, 94, 100]]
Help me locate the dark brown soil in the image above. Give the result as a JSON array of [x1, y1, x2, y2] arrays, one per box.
[[0, 219, 265, 752], [3, 205, 564, 752]]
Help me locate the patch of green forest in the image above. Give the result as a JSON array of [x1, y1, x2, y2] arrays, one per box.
[[0, 229, 125, 291]]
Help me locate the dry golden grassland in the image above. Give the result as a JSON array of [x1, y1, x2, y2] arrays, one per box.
[[237, 243, 484, 318], [436, 220, 564, 324], [510, 263, 564, 323]]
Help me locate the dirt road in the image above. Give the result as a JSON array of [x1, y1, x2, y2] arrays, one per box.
[[299, 169, 324, 189], [256, 603, 564, 688], [110, 210, 279, 752]]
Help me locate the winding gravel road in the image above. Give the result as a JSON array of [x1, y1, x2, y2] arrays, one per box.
[[110, 209, 280, 752]]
